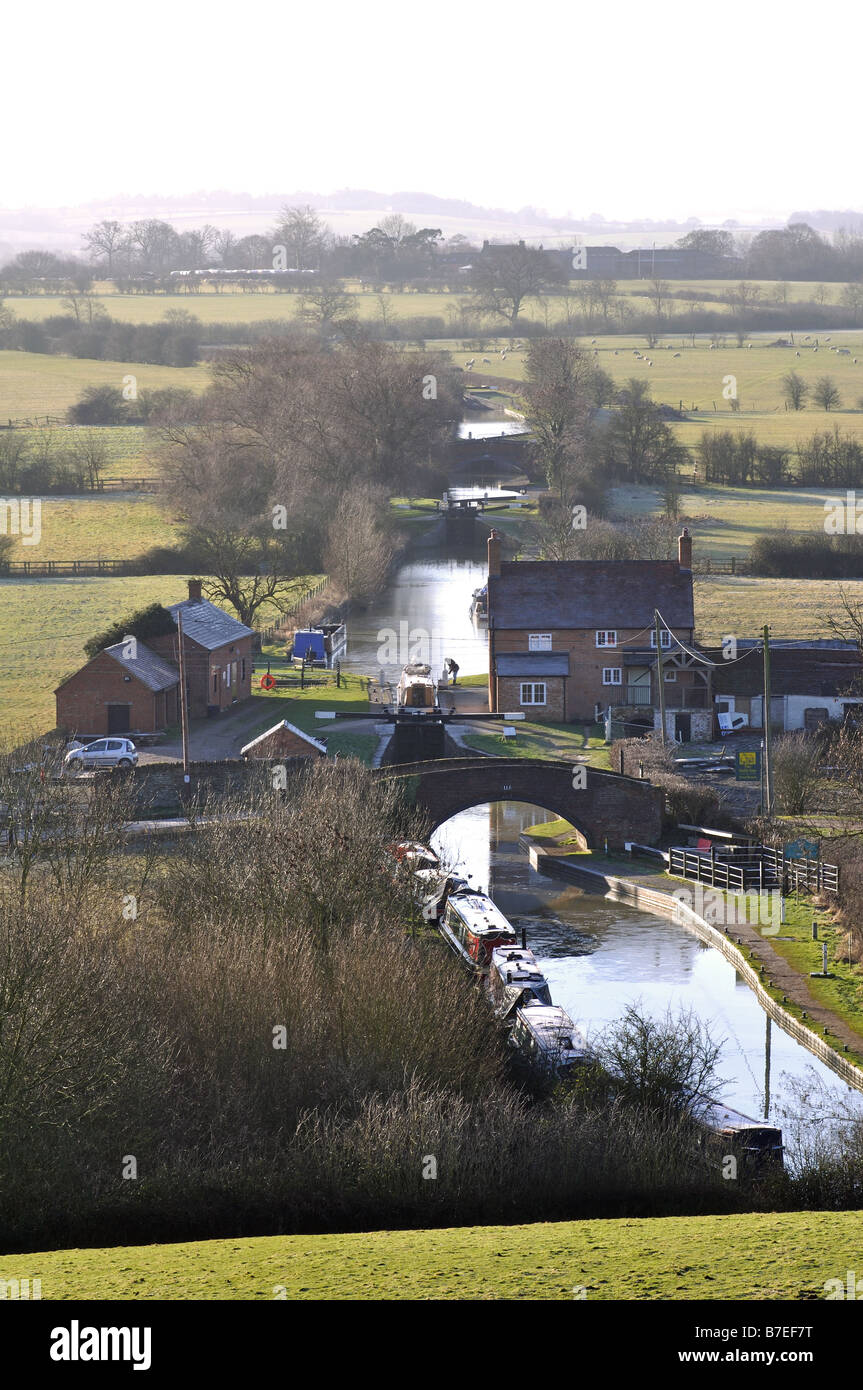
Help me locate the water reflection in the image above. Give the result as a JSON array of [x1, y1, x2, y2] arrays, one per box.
[[432, 802, 862, 1142]]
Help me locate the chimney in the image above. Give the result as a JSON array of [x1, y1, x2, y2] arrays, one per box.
[[678, 527, 692, 571], [487, 528, 501, 579], [188, 578, 202, 602]]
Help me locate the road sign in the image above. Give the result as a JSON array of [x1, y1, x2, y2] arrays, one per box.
[[735, 749, 761, 782]]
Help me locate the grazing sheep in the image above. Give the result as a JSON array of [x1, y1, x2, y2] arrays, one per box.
[[673, 352, 681, 357], [482, 357, 490, 363], [796, 351, 801, 357]]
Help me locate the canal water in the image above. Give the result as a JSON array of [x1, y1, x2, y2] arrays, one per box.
[[337, 499, 863, 1152]]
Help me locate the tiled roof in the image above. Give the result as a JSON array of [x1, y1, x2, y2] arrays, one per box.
[[167, 598, 254, 652], [496, 652, 571, 677], [488, 560, 694, 630], [240, 720, 327, 755], [103, 642, 179, 692], [709, 645, 863, 697]]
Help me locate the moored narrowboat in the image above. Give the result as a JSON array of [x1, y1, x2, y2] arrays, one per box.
[[439, 890, 518, 970], [509, 1002, 590, 1077], [488, 944, 553, 1017], [290, 622, 347, 666]]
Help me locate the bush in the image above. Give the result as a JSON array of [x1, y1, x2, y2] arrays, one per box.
[[83, 601, 177, 658]]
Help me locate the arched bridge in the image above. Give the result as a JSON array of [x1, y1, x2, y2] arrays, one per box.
[[372, 757, 663, 850]]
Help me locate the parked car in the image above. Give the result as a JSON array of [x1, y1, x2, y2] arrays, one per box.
[[64, 738, 138, 772]]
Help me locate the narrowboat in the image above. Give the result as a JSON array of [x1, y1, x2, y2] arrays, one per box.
[[509, 1002, 590, 1076], [415, 870, 470, 923], [396, 663, 437, 710], [439, 890, 518, 970], [689, 1096, 784, 1167], [469, 585, 488, 623], [488, 945, 553, 1017], [290, 622, 347, 666]]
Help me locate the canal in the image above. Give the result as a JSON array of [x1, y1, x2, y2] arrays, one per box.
[[338, 499, 862, 1151]]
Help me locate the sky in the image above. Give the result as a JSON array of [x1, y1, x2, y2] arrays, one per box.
[[4, 0, 861, 224]]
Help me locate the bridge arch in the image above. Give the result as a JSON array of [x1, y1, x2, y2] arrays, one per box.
[[373, 758, 663, 851]]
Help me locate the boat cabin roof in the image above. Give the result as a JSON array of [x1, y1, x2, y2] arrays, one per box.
[[517, 1003, 587, 1056], [490, 946, 548, 986], [447, 892, 517, 937]]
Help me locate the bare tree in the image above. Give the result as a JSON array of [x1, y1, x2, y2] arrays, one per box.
[[271, 205, 328, 271], [82, 220, 128, 275], [471, 243, 562, 324], [323, 485, 394, 602], [780, 370, 809, 411], [813, 376, 842, 411]]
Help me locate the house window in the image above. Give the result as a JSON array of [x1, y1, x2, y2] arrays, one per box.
[[528, 633, 552, 651], [520, 682, 547, 706], [602, 668, 622, 685], [596, 630, 617, 648], [664, 669, 677, 682], [650, 629, 672, 649]]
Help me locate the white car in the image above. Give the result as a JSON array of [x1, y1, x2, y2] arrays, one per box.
[[64, 737, 138, 771]]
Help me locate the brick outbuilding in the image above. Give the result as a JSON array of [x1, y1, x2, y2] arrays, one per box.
[[146, 580, 255, 719], [240, 721, 327, 760], [55, 642, 179, 737]]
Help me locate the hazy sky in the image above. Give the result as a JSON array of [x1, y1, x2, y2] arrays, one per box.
[[6, 0, 860, 222]]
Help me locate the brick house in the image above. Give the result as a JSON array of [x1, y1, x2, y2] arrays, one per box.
[[241, 721, 327, 760], [146, 580, 255, 719], [486, 528, 714, 738], [55, 642, 179, 737]]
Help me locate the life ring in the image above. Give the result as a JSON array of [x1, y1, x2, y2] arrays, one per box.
[[260, 673, 277, 690]]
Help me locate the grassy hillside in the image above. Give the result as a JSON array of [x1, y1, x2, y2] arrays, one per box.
[[2, 1209, 859, 1299], [2, 496, 174, 561], [0, 351, 209, 418], [694, 575, 863, 641]]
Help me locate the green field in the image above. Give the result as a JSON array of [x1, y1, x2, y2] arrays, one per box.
[[3, 495, 175, 561], [611, 482, 851, 560], [694, 575, 863, 642], [2, 1209, 860, 1299], [11, 424, 157, 481], [0, 351, 209, 419]]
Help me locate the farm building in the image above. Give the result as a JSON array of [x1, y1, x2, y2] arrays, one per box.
[[55, 642, 179, 737], [708, 640, 863, 732], [240, 721, 327, 760], [486, 528, 714, 738]]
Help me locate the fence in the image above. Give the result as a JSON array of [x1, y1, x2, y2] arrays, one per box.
[[0, 415, 66, 430], [691, 556, 751, 576], [257, 578, 330, 646], [669, 843, 839, 894], [1, 558, 135, 576]]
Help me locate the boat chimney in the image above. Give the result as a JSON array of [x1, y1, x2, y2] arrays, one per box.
[[488, 528, 502, 579], [188, 577, 203, 602], [521, 926, 527, 949], [678, 527, 692, 571]]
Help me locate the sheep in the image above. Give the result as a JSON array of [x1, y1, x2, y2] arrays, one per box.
[[482, 357, 490, 363], [465, 359, 475, 367], [855, 359, 859, 365], [796, 351, 801, 357], [673, 352, 681, 357]]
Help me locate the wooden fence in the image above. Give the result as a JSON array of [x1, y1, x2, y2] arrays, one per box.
[[669, 843, 839, 894], [257, 578, 330, 645]]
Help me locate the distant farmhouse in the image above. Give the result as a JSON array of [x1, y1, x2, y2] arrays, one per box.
[[56, 580, 254, 737]]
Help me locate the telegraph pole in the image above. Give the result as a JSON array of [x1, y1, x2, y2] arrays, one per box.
[[762, 623, 773, 817], [654, 610, 667, 747], [177, 608, 190, 775]]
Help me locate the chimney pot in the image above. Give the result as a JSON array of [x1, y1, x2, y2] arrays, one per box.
[[188, 578, 202, 602], [678, 528, 692, 570], [487, 528, 502, 579]]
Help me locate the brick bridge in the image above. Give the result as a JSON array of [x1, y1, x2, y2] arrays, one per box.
[[372, 757, 663, 850]]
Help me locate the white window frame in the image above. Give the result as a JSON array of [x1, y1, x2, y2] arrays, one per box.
[[595, 630, 618, 648], [650, 629, 672, 649], [664, 669, 677, 682], [528, 633, 552, 651], [602, 667, 622, 686], [520, 682, 547, 706]]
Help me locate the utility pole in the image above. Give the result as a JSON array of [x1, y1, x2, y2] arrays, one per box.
[[654, 610, 667, 747], [762, 623, 773, 817], [177, 608, 190, 775]]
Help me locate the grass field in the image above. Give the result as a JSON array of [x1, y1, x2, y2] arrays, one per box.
[[1, 1209, 860, 1299], [694, 576, 863, 642], [611, 482, 850, 559], [3, 495, 175, 560], [12, 424, 157, 480], [0, 351, 210, 419]]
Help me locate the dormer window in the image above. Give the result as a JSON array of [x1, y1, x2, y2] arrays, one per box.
[[596, 630, 617, 648]]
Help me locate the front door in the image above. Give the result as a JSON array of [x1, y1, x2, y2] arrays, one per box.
[[107, 704, 131, 734], [674, 712, 691, 743]]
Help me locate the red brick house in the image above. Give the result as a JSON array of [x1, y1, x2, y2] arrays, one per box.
[[487, 528, 714, 738], [55, 581, 255, 734], [146, 580, 255, 719], [55, 642, 179, 737]]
